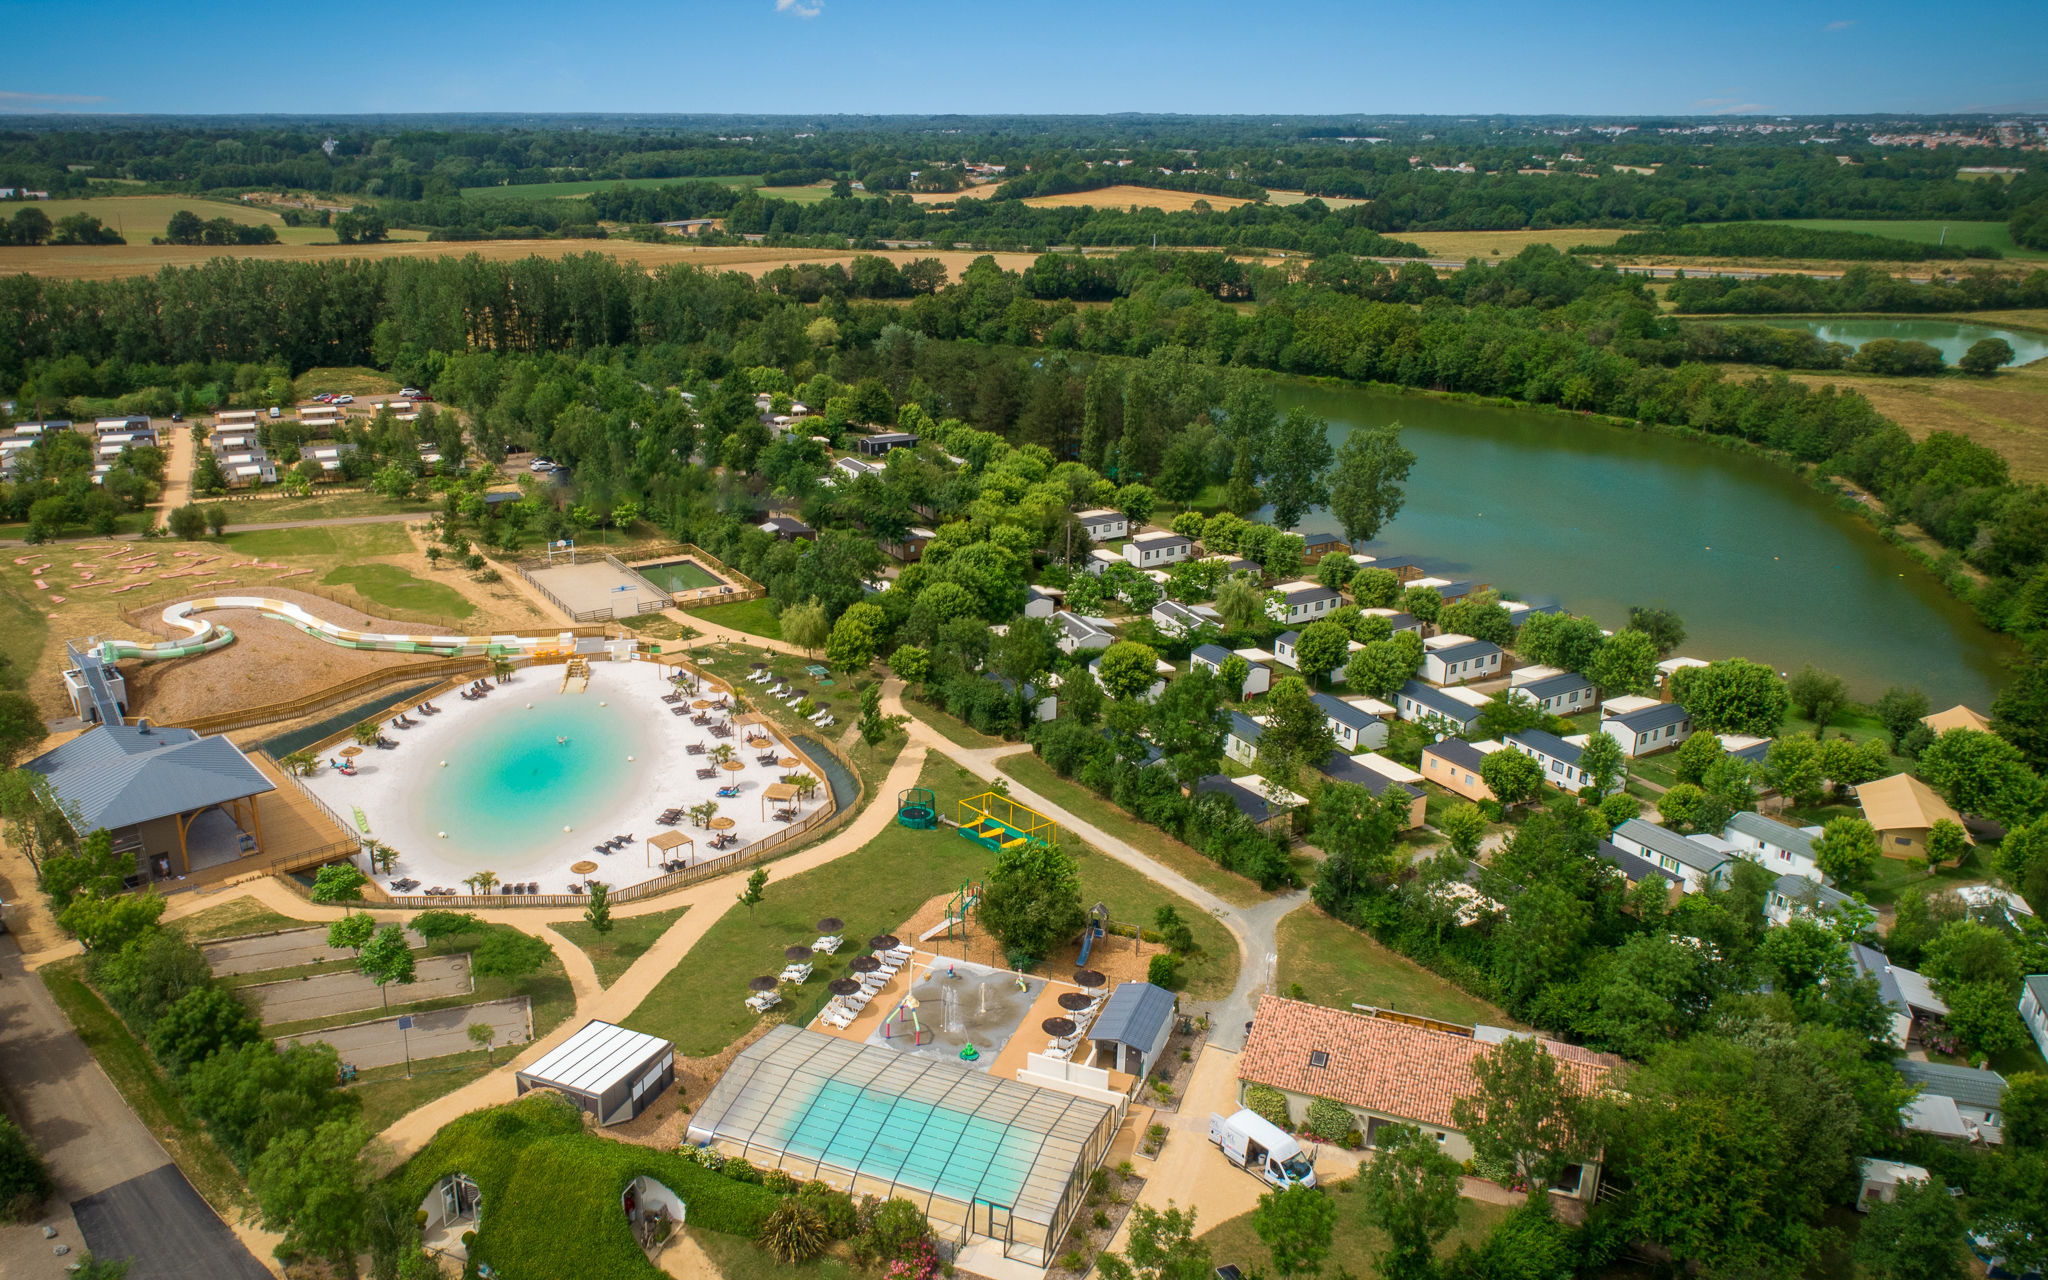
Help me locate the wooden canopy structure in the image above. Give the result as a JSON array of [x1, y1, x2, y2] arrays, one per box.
[[764, 783, 799, 820], [646, 829, 695, 868]]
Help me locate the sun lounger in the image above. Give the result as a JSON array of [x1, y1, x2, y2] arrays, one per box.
[[780, 963, 812, 983], [672, 706, 692, 716], [812, 935, 842, 953], [686, 743, 706, 755], [697, 767, 717, 780], [658, 807, 683, 824]]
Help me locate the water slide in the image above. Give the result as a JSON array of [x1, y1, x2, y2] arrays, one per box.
[[94, 596, 551, 663]]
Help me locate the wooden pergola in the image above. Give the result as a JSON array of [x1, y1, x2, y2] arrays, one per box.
[[646, 829, 695, 869], [763, 783, 800, 821]]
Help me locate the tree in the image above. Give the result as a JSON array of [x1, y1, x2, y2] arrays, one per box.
[[1218, 654, 1252, 698], [1293, 621, 1350, 688], [1095, 1203, 1211, 1280], [461, 869, 499, 897], [780, 598, 830, 655], [1259, 677, 1337, 786], [858, 682, 894, 748], [1587, 629, 1658, 697], [1856, 1177, 1967, 1280], [1254, 1184, 1335, 1277], [1875, 686, 1932, 753], [2004, 1073, 2048, 1148], [1813, 817, 1881, 886], [1152, 904, 1196, 955], [1345, 639, 1416, 700], [357, 925, 416, 1007], [1327, 423, 1416, 547], [1625, 606, 1687, 656], [250, 1117, 374, 1278], [184, 1041, 353, 1164], [826, 602, 887, 671], [1673, 729, 1725, 786], [1215, 574, 1266, 631], [1993, 659, 2048, 772], [1918, 727, 2042, 826], [1577, 732, 1626, 797], [0, 691, 48, 771], [1926, 819, 1969, 868], [1669, 659, 1790, 737], [1439, 803, 1486, 859], [889, 643, 931, 687], [978, 841, 1086, 966], [1398, 584, 1442, 625], [1451, 1036, 1590, 1198], [58, 892, 164, 952], [168, 503, 208, 539], [1149, 668, 1228, 788], [1115, 483, 1157, 529], [1656, 782, 1715, 833], [467, 1020, 498, 1061], [584, 881, 612, 935], [1263, 407, 1335, 531], [0, 1114, 52, 1220], [327, 912, 374, 956], [1480, 749, 1544, 810], [1960, 337, 2017, 376], [1096, 641, 1162, 701], [147, 986, 260, 1077], [1355, 1124, 1463, 1280], [738, 867, 769, 918], [1788, 665, 1849, 731]]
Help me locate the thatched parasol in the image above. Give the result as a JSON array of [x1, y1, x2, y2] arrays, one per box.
[[817, 917, 844, 933], [339, 745, 364, 758], [785, 945, 814, 961], [710, 816, 735, 830], [828, 978, 862, 995], [571, 860, 599, 875], [869, 934, 900, 951], [849, 955, 881, 974]]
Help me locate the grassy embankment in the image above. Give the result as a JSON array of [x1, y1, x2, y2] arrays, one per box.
[[553, 904, 690, 988]]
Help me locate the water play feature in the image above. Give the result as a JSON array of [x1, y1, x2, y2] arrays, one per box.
[[869, 957, 1044, 1068]]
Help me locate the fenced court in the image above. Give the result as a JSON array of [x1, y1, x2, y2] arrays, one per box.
[[519, 555, 671, 622]]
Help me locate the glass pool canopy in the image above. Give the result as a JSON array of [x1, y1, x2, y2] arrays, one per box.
[[686, 1025, 1116, 1264]]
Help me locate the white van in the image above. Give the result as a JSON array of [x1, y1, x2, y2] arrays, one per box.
[[1209, 1109, 1318, 1188]]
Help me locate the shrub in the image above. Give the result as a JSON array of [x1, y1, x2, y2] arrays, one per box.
[[724, 1157, 761, 1184], [798, 1181, 858, 1238], [409, 910, 481, 941], [0, 1117, 52, 1221], [1304, 1097, 1356, 1142], [1146, 953, 1181, 988], [762, 1168, 797, 1194], [470, 927, 552, 978], [856, 1198, 932, 1268], [762, 1200, 830, 1263], [1058, 1250, 1089, 1271], [1244, 1084, 1292, 1130]]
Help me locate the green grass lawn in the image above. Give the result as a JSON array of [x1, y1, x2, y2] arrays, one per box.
[[1276, 908, 1513, 1027], [686, 597, 782, 640], [1069, 843, 1239, 999], [1753, 218, 2048, 261], [224, 520, 414, 559], [997, 751, 1271, 908], [217, 490, 436, 524], [349, 1047, 500, 1133], [175, 897, 312, 940], [1198, 1182, 1513, 1280], [323, 562, 476, 621], [553, 904, 690, 988], [40, 959, 248, 1212], [693, 1229, 866, 1280]]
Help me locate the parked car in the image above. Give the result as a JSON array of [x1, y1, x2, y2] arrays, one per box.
[[407, 392, 434, 403], [313, 392, 335, 403], [400, 387, 421, 397], [334, 394, 354, 405], [267, 406, 282, 419], [529, 458, 557, 473]]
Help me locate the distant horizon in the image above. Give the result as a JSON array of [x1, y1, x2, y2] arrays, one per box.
[[0, 109, 2044, 124], [5, 0, 2044, 118]]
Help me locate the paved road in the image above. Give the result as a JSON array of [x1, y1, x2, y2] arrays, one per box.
[[204, 924, 427, 976], [0, 939, 269, 1280], [244, 952, 472, 1023], [278, 997, 531, 1070]]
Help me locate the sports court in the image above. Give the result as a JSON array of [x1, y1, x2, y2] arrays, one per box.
[[522, 557, 672, 620]]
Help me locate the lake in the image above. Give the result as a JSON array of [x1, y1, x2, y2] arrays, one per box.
[[1754, 317, 2048, 367], [1271, 381, 2015, 706]]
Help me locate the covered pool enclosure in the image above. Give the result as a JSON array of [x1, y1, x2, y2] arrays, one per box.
[[687, 1025, 1117, 1267]]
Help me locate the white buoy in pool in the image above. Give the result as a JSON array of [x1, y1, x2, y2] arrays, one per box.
[[439, 760, 447, 767], [627, 756, 635, 762], [526, 702, 534, 709], [563, 826, 571, 832], [438, 831, 447, 839], [599, 701, 608, 707]]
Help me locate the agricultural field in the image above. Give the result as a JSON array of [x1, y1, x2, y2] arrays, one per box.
[[1751, 218, 2047, 262], [1266, 188, 1373, 209], [1019, 184, 1254, 213], [1402, 227, 1628, 259], [10, 194, 423, 245]]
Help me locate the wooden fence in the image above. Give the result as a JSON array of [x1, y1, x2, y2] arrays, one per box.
[[259, 748, 368, 844], [636, 543, 766, 611]]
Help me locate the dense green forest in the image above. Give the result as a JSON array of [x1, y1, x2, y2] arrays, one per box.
[[1580, 223, 1999, 261]]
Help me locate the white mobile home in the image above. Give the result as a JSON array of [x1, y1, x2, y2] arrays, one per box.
[[1421, 636, 1502, 686], [1123, 532, 1192, 570], [1600, 702, 1693, 757]]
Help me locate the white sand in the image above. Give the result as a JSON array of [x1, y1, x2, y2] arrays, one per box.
[[302, 659, 815, 896]]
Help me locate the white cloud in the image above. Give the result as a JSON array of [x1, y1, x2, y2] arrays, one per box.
[[1824, 19, 1856, 30], [775, 0, 823, 16]]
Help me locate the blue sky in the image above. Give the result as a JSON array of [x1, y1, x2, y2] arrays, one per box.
[[3, 0, 2043, 117]]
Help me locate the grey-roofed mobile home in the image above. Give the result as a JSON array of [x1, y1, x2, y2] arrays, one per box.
[[515, 1019, 674, 1125], [1601, 702, 1694, 757], [1609, 817, 1732, 892], [1396, 681, 1484, 734], [1312, 692, 1388, 752]]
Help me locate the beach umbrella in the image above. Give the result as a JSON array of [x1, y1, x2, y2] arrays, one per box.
[[780, 757, 801, 768], [869, 934, 900, 951], [828, 978, 862, 995], [1058, 992, 1093, 1011], [785, 945, 814, 961], [1075, 969, 1106, 988], [1042, 1017, 1077, 1037], [817, 917, 844, 933], [850, 955, 881, 974], [692, 699, 712, 709], [339, 745, 364, 758], [749, 976, 780, 992], [722, 760, 746, 772], [710, 817, 735, 830], [571, 860, 599, 875]]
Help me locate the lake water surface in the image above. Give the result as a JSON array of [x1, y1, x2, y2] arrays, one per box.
[[1756, 317, 2048, 366], [1272, 381, 2014, 706]]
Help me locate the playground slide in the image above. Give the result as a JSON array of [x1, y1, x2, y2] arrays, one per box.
[[95, 596, 546, 664]]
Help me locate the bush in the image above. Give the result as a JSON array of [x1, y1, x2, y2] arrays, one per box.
[[409, 910, 481, 941], [0, 1117, 52, 1221], [1304, 1097, 1356, 1142], [762, 1199, 829, 1263], [798, 1181, 858, 1238], [724, 1157, 760, 1184], [761, 1168, 797, 1194], [1146, 953, 1181, 988], [1244, 1084, 1292, 1130], [855, 1198, 932, 1268], [470, 927, 552, 978]]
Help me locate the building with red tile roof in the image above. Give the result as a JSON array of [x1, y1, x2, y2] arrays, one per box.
[[1236, 996, 1616, 1200]]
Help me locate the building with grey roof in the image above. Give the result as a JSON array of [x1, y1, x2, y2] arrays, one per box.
[[1723, 811, 1823, 882], [1766, 873, 1854, 926], [1422, 638, 1502, 686], [1512, 671, 1598, 716], [1087, 981, 1178, 1076], [1894, 1059, 2007, 1137], [1600, 701, 1694, 757], [1312, 692, 1388, 752], [22, 721, 276, 879], [516, 1019, 673, 1125], [1609, 818, 1734, 893], [1395, 681, 1485, 734]]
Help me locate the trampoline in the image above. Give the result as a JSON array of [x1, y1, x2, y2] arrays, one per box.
[[897, 786, 938, 830]]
